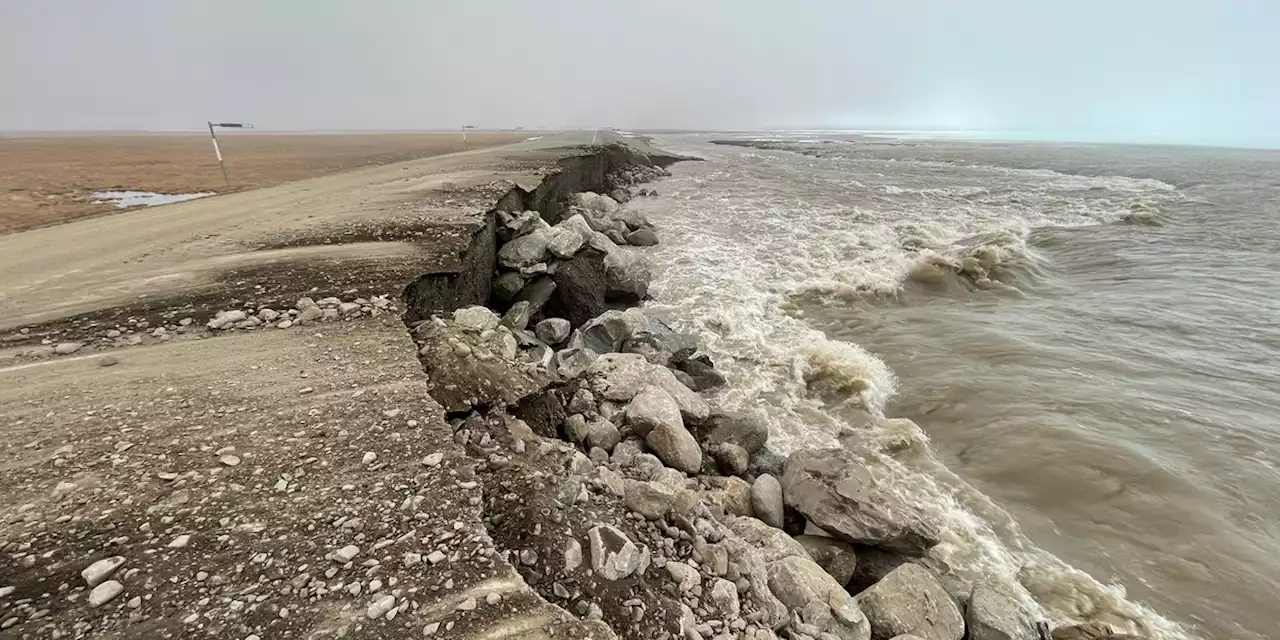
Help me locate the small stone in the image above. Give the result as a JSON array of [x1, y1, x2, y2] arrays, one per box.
[[362, 452, 377, 465], [422, 453, 444, 467], [218, 454, 241, 467], [426, 550, 447, 565], [423, 622, 441, 635], [485, 592, 501, 605], [127, 596, 141, 608], [88, 580, 123, 607], [54, 342, 84, 355], [534, 318, 572, 345], [456, 597, 478, 611], [98, 356, 119, 367], [167, 534, 191, 549], [82, 556, 125, 587], [332, 545, 360, 563], [366, 595, 396, 619]]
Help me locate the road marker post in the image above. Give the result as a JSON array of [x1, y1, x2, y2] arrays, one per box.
[[207, 121, 254, 187]]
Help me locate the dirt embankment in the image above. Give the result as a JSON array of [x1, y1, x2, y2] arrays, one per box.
[[0, 132, 533, 234]]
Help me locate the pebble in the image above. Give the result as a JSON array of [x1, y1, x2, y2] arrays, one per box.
[[486, 592, 502, 605], [422, 453, 444, 467], [98, 356, 119, 367], [423, 622, 441, 635], [82, 556, 125, 587], [456, 597, 477, 611], [157, 471, 179, 481], [53, 342, 83, 355], [332, 545, 360, 562], [366, 595, 396, 619], [0, 586, 12, 598], [88, 580, 123, 607], [362, 452, 377, 465], [426, 550, 447, 565], [127, 596, 141, 608], [168, 534, 191, 549], [218, 454, 241, 467]]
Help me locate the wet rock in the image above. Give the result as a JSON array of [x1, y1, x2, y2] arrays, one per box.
[[535, 318, 572, 345], [679, 358, 728, 391], [703, 412, 769, 455], [590, 353, 710, 423], [617, 208, 653, 231], [769, 555, 871, 640], [624, 479, 676, 520], [1049, 622, 1143, 640], [795, 535, 858, 586], [626, 228, 660, 246], [782, 448, 940, 554], [751, 473, 785, 529], [846, 546, 915, 595], [712, 442, 750, 476], [500, 301, 532, 331], [588, 524, 648, 580], [546, 249, 608, 327], [968, 583, 1036, 640], [604, 250, 653, 303], [492, 272, 527, 303], [856, 564, 963, 640], [88, 580, 124, 607], [514, 276, 558, 315], [499, 227, 553, 268], [576, 308, 650, 354], [82, 556, 125, 587]]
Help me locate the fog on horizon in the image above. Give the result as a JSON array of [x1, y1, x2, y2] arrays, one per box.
[[2, 0, 1277, 147]]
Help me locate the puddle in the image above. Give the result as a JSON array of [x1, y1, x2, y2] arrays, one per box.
[[92, 190, 215, 209]]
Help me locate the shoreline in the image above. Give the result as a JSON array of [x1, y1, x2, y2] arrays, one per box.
[[0, 134, 1151, 640]]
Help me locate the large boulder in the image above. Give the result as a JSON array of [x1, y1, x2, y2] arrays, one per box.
[[535, 318, 572, 345], [855, 564, 964, 640], [702, 412, 769, 454], [589, 353, 710, 423], [782, 449, 940, 555], [556, 213, 596, 244], [624, 385, 683, 437], [795, 535, 859, 586], [574, 192, 619, 215], [846, 546, 915, 595], [411, 308, 550, 413], [626, 228, 660, 246], [498, 227, 553, 269], [725, 516, 808, 564], [545, 249, 607, 327], [514, 276, 557, 315], [604, 250, 653, 303], [497, 210, 546, 243], [492, 272, 527, 304], [642, 417, 702, 474], [548, 226, 586, 258], [768, 555, 872, 640], [968, 583, 1037, 640], [587, 524, 648, 580], [575, 308, 650, 354]]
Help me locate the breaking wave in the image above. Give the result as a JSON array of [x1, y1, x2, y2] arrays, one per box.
[[632, 134, 1200, 639]]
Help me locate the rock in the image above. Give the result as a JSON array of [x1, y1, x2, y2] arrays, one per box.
[[968, 583, 1036, 640], [499, 210, 544, 242], [82, 556, 125, 587], [88, 580, 124, 607], [98, 356, 119, 367], [624, 385, 683, 436], [590, 353, 709, 423], [604, 250, 653, 303], [647, 423, 702, 474], [296, 306, 324, 324], [548, 226, 587, 258], [557, 214, 597, 243], [514, 277, 558, 315], [54, 342, 84, 355], [422, 452, 444, 467], [574, 192, 619, 215], [626, 228, 660, 246], [665, 561, 700, 592], [498, 228, 553, 269], [856, 564, 963, 640], [709, 578, 741, 618], [218, 454, 241, 466], [782, 449, 940, 555], [367, 594, 397, 619], [846, 546, 915, 595], [769, 555, 871, 640], [564, 538, 584, 572], [715, 476, 755, 517], [712, 442, 750, 476], [587, 524, 648, 580], [492, 272, 527, 303], [1050, 622, 1141, 640], [609, 188, 631, 204], [167, 534, 192, 549], [726, 516, 808, 563], [624, 479, 676, 520], [555, 347, 597, 379], [750, 474, 785, 529], [704, 412, 769, 455], [453, 305, 501, 332], [332, 545, 360, 563], [795, 535, 858, 586], [585, 417, 621, 452], [206, 310, 247, 330], [680, 359, 728, 391], [501, 301, 532, 331], [564, 414, 591, 444], [535, 318, 572, 345], [546, 249, 608, 327], [339, 301, 361, 315], [258, 308, 280, 321], [576, 308, 650, 353]]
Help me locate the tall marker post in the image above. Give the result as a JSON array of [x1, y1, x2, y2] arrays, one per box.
[[207, 121, 254, 187], [462, 125, 476, 150]]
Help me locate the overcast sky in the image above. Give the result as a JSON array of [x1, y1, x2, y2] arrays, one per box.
[[2, 0, 1276, 146]]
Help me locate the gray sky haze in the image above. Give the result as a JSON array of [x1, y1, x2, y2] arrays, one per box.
[[2, 0, 1277, 146]]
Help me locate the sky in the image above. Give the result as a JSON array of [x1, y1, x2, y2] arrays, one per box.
[[2, 0, 1278, 147]]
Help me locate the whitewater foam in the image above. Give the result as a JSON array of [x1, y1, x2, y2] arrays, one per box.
[[630, 133, 1198, 639]]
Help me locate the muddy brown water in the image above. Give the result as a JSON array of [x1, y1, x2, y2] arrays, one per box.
[[626, 133, 1280, 640]]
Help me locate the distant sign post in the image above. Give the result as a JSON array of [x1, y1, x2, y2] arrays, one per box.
[[207, 121, 254, 187], [462, 125, 476, 149]]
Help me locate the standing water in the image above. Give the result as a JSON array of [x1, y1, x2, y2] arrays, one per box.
[[624, 133, 1280, 640]]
